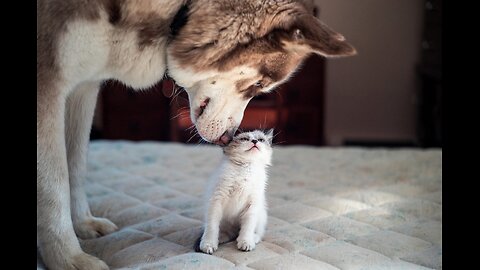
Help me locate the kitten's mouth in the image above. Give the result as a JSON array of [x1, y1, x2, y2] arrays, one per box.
[[248, 145, 259, 151]]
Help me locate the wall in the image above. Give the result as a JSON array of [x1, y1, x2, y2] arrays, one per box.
[[313, 0, 424, 145]]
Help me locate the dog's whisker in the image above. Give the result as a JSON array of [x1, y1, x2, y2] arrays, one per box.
[[187, 125, 198, 134], [186, 132, 198, 143], [170, 111, 190, 120], [169, 87, 187, 105], [170, 111, 188, 118], [185, 124, 196, 132], [176, 106, 190, 111], [172, 87, 186, 99], [194, 138, 208, 147]]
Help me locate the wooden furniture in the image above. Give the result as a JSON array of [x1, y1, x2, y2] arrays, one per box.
[[100, 80, 171, 141]]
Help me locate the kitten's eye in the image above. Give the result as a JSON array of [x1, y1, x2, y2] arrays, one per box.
[[253, 81, 263, 88], [258, 138, 265, 142], [240, 137, 249, 141]]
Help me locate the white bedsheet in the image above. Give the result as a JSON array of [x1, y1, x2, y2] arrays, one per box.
[[37, 141, 442, 269]]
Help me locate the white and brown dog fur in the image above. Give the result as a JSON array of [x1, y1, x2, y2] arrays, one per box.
[[37, 0, 355, 269]]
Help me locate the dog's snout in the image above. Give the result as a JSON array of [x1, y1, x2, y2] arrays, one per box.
[[200, 98, 210, 109], [196, 98, 210, 119], [214, 126, 238, 146], [218, 131, 233, 146]]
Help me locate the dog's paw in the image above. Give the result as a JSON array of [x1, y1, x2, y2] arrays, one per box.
[[199, 239, 218, 254], [74, 217, 118, 239], [44, 252, 109, 270], [68, 252, 109, 270], [237, 237, 256, 252]]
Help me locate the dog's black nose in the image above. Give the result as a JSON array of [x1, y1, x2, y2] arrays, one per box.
[[251, 139, 258, 144]]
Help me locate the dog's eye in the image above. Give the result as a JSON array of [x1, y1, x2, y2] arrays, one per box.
[[254, 81, 263, 88]]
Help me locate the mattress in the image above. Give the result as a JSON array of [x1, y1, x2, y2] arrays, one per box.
[[37, 141, 442, 269]]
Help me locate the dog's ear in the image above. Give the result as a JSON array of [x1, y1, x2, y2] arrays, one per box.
[[285, 14, 356, 57]]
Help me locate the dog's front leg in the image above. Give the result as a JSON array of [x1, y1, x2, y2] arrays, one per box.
[[38, 86, 109, 270], [66, 82, 118, 239]]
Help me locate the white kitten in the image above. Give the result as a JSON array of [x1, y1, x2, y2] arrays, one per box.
[[196, 129, 274, 254]]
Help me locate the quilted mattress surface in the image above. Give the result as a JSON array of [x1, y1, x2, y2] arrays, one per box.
[[37, 141, 442, 270]]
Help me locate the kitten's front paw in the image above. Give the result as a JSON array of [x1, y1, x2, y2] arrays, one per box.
[[74, 217, 118, 239], [237, 237, 256, 252], [199, 239, 218, 254]]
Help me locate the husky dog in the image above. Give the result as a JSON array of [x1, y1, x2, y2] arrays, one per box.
[[37, 0, 355, 269]]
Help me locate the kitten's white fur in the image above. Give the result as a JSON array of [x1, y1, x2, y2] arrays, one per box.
[[199, 130, 273, 254]]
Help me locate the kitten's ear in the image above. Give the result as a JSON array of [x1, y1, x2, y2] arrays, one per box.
[[266, 129, 274, 144]]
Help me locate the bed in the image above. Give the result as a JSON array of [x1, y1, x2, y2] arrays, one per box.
[[37, 141, 442, 270]]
